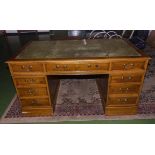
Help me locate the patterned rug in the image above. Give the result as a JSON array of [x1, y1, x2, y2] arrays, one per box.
[[1, 45, 155, 123], [138, 45, 155, 113]]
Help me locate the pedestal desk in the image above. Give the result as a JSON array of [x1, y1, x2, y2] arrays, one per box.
[[7, 39, 150, 116]]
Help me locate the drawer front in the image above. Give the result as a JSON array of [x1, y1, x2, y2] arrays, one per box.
[[10, 63, 44, 73], [21, 98, 50, 107], [45, 62, 109, 72], [111, 61, 145, 71], [14, 77, 46, 86], [22, 106, 53, 116], [109, 84, 140, 94], [110, 74, 143, 83], [78, 63, 109, 71], [105, 106, 137, 116], [108, 96, 137, 106], [46, 63, 77, 72], [17, 87, 48, 97]]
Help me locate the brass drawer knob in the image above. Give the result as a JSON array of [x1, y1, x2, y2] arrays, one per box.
[[128, 76, 132, 80], [95, 64, 99, 68], [88, 64, 91, 68], [21, 65, 33, 71], [27, 89, 35, 95], [124, 98, 128, 102], [31, 100, 37, 104], [119, 87, 129, 91], [24, 79, 35, 83], [21, 65, 25, 69], [126, 87, 129, 91], [28, 92, 33, 95], [64, 65, 68, 68], [56, 65, 60, 68], [30, 79, 35, 83], [118, 99, 121, 101], [118, 98, 128, 102], [30, 79, 34, 83], [123, 63, 134, 69], [28, 65, 33, 71], [123, 64, 127, 69]]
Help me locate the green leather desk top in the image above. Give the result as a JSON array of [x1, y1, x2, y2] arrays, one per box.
[[15, 39, 141, 59]]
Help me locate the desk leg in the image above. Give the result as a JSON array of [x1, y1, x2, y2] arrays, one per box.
[[96, 76, 109, 113]]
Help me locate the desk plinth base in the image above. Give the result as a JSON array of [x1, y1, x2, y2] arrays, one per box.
[[22, 107, 53, 117]]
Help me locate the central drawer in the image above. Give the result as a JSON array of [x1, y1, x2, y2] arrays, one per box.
[[45, 61, 109, 72], [17, 87, 48, 97], [109, 83, 140, 94]]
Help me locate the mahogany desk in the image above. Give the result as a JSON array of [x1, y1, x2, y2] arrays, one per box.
[[7, 39, 150, 116]]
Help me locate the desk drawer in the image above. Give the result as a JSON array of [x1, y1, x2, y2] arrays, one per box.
[[21, 98, 50, 107], [22, 106, 53, 116], [17, 87, 48, 97], [45, 62, 109, 72], [10, 63, 44, 73], [109, 83, 140, 94], [110, 74, 143, 83], [46, 63, 77, 72], [108, 96, 137, 106], [14, 77, 46, 86], [105, 106, 137, 115], [78, 63, 109, 71], [111, 61, 145, 71]]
